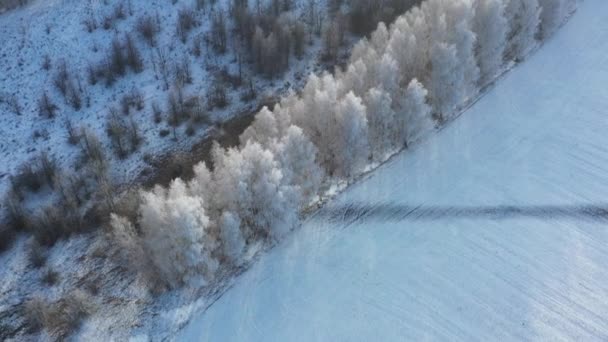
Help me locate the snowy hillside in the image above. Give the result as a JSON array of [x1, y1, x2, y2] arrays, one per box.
[[0, 0, 338, 199], [177, 0, 608, 340]]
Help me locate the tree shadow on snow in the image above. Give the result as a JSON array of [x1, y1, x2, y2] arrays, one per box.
[[315, 202, 608, 225]]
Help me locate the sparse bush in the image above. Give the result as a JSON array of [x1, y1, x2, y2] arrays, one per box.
[[159, 129, 170, 137], [192, 34, 203, 57], [102, 15, 114, 30], [9, 153, 58, 197], [24, 290, 95, 338], [167, 87, 185, 127], [38, 152, 58, 189], [136, 14, 160, 47], [53, 61, 70, 97], [31, 205, 83, 246], [38, 92, 58, 119], [55, 173, 87, 208], [106, 110, 129, 158], [28, 239, 47, 268], [293, 22, 307, 58], [174, 56, 192, 85], [210, 10, 227, 53], [177, 7, 197, 43], [98, 36, 144, 85], [125, 33, 144, 73], [152, 101, 162, 124], [11, 164, 42, 195], [109, 37, 126, 77], [41, 267, 60, 286], [83, 15, 97, 33], [113, 2, 126, 20], [4, 190, 27, 231], [153, 47, 171, 90], [208, 77, 228, 109], [1, 93, 22, 115], [79, 129, 106, 169], [0, 224, 16, 253], [127, 119, 142, 151], [42, 54, 51, 71], [53, 61, 82, 110], [65, 119, 80, 145], [86, 63, 97, 85], [185, 123, 195, 136], [106, 109, 142, 158]]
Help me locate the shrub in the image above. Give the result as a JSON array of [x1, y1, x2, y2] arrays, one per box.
[[79, 129, 106, 168], [159, 129, 170, 138], [125, 33, 144, 73], [30, 205, 83, 246], [208, 78, 228, 109], [113, 2, 126, 20], [83, 15, 97, 33], [41, 267, 60, 286], [53, 61, 82, 110], [106, 110, 129, 158], [176, 7, 197, 43], [152, 101, 163, 124], [24, 290, 95, 338], [38, 92, 58, 119], [42, 54, 51, 71], [107, 214, 165, 293], [0, 224, 16, 253], [28, 238, 47, 268], [65, 119, 80, 145], [4, 190, 27, 231], [1, 93, 22, 115], [136, 15, 160, 46]]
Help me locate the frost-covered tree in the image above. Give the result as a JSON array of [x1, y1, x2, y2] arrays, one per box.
[[109, 214, 158, 285], [275, 125, 324, 203], [334, 91, 370, 178], [386, 16, 419, 86], [188, 161, 213, 201], [212, 142, 298, 241], [340, 59, 369, 98], [505, 0, 540, 61], [138, 179, 218, 289], [428, 41, 462, 120], [538, 0, 568, 39], [398, 79, 434, 146], [365, 87, 396, 160], [420, 0, 478, 118], [240, 106, 280, 147], [473, 0, 508, 86], [290, 73, 341, 174], [370, 22, 390, 53], [424, 0, 479, 99], [219, 211, 246, 264]]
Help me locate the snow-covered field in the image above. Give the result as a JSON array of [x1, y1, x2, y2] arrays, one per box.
[[177, 0, 608, 340]]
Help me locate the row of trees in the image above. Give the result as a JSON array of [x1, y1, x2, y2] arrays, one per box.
[[110, 0, 575, 290]]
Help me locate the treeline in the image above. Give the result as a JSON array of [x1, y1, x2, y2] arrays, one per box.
[[109, 0, 575, 291]]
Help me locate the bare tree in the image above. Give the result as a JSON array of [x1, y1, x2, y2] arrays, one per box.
[[38, 92, 58, 118]]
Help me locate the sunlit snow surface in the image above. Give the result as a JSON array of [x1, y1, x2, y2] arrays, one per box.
[[178, 1, 608, 340]]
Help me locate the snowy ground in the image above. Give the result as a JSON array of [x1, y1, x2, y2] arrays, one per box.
[[176, 0, 608, 340]]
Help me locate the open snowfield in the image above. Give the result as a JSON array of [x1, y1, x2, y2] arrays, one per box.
[[177, 0, 608, 340]]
